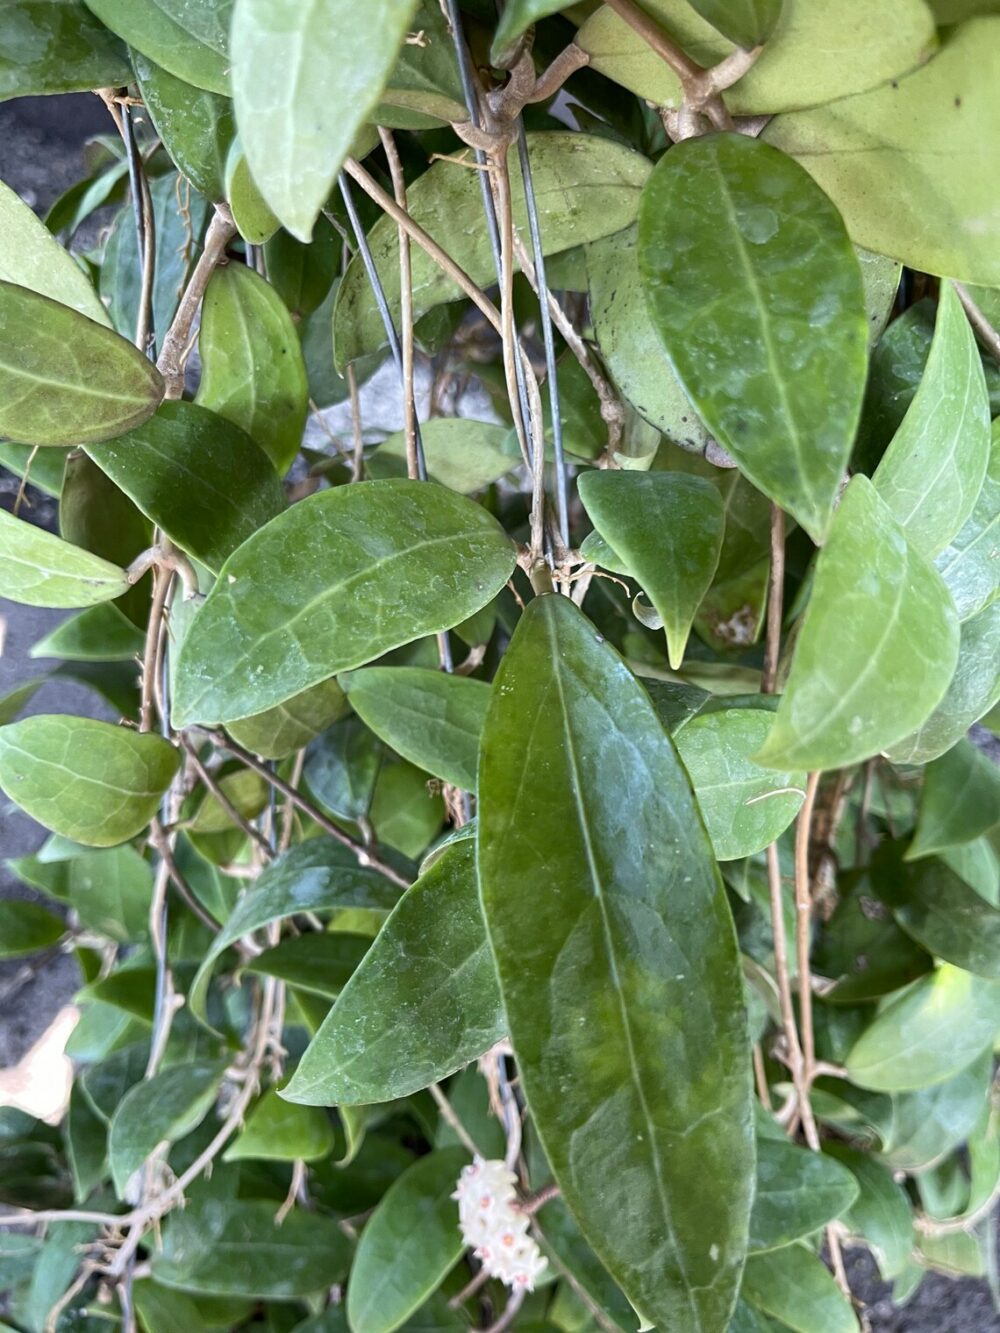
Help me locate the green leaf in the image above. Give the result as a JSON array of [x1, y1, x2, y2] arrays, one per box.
[[188, 768, 268, 835], [265, 218, 340, 321], [673, 708, 805, 860], [369, 419, 514, 494], [534, 1199, 639, 1332], [87, 401, 286, 573], [64, 1080, 108, 1201], [246, 932, 371, 998], [0, 281, 164, 447], [811, 873, 932, 1004], [285, 841, 503, 1106], [0, 0, 129, 99], [335, 133, 652, 367], [908, 738, 1000, 859], [0, 715, 179, 847], [12, 840, 153, 941], [886, 601, 1000, 763], [0, 681, 41, 728], [152, 0, 233, 54], [578, 470, 724, 668], [478, 593, 753, 1331], [230, 0, 419, 241], [687, 0, 782, 48], [0, 900, 64, 958], [347, 1148, 466, 1333], [0, 179, 109, 324], [172, 480, 516, 727], [341, 668, 489, 793], [30, 603, 146, 662], [0, 442, 68, 497], [748, 1137, 858, 1253], [224, 1086, 336, 1162], [83, 0, 230, 92], [845, 964, 1000, 1092], [637, 133, 867, 542], [153, 1197, 351, 1297], [935, 418, 1000, 621], [225, 139, 281, 244], [132, 50, 235, 200], [741, 1245, 858, 1333], [577, 0, 935, 114], [196, 263, 308, 475], [756, 477, 959, 771], [108, 1060, 225, 1195], [823, 1144, 913, 1280], [379, 0, 466, 123], [304, 717, 384, 822], [491, 1, 574, 62], [764, 18, 1000, 284], [0, 508, 129, 609], [188, 839, 402, 1022], [226, 678, 349, 761], [873, 282, 990, 556]]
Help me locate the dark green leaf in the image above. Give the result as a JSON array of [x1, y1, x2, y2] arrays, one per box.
[[226, 678, 349, 760], [748, 1137, 858, 1253], [64, 1082, 107, 1201], [265, 218, 340, 320], [908, 738, 1000, 859], [347, 1148, 466, 1333], [132, 50, 235, 199], [380, 0, 465, 122], [231, 0, 419, 240], [741, 1245, 858, 1333], [370, 757, 445, 860], [478, 593, 753, 1331], [637, 133, 867, 542], [578, 470, 724, 668], [153, 1197, 351, 1297], [87, 400, 286, 573], [0, 177, 109, 323], [303, 716, 384, 822], [534, 1199, 639, 1332], [935, 417, 1000, 621], [224, 1086, 336, 1162], [0, 715, 179, 847], [0, 0, 129, 99], [188, 839, 402, 1022], [0, 508, 129, 609], [756, 477, 959, 770], [342, 668, 489, 793], [109, 1060, 225, 1195], [0, 280, 164, 446], [824, 1143, 913, 1280], [845, 964, 1000, 1091], [491, 1, 575, 62], [246, 932, 371, 998], [873, 282, 990, 557], [687, 0, 782, 48], [812, 874, 932, 1004], [30, 603, 146, 662], [0, 900, 64, 958], [172, 480, 516, 726], [83, 0, 229, 92], [285, 841, 503, 1106]]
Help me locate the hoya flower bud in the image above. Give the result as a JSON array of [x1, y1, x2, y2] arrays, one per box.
[[452, 1157, 548, 1292]]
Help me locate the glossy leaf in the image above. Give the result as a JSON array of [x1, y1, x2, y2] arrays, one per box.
[[58, 449, 150, 624], [246, 932, 370, 998], [741, 1245, 858, 1333], [935, 417, 1000, 621], [478, 593, 753, 1331], [0, 900, 65, 959], [82, 0, 229, 92], [341, 669, 489, 793], [347, 1148, 466, 1333], [749, 1137, 858, 1253], [172, 480, 516, 727], [0, 281, 164, 447], [30, 603, 146, 663], [369, 419, 514, 494], [188, 839, 402, 1021], [231, 0, 419, 240], [335, 133, 652, 367], [638, 133, 867, 541], [845, 964, 1000, 1092], [908, 738, 1000, 859], [0, 716, 179, 847], [108, 1060, 225, 1195], [285, 841, 503, 1106], [673, 708, 805, 860], [88, 401, 285, 573], [765, 18, 1000, 284], [153, 1197, 351, 1297], [873, 282, 990, 557], [577, 0, 935, 114], [757, 477, 959, 771], [0, 0, 129, 99], [824, 1143, 913, 1280], [132, 50, 235, 200], [197, 263, 308, 475], [303, 717, 384, 823], [224, 1086, 336, 1162], [578, 470, 724, 668], [886, 601, 1000, 763], [226, 678, 349, 761], [0, 509, 129, 609], [0, 179, 109, 324]]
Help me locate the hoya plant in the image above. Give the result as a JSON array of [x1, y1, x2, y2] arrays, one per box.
[[0, 0, 999, 1329]]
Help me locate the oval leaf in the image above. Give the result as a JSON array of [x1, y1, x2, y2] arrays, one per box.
[[132, 50, 235, 200], [478, 593, 753, 1331], [0, 0, 130, 99], [0, 509, 129, 609], [907, 737, 1000, 860], [0, 179, 109, 324], [0, 716, 179, 847], [226, 677, 349, 761], [83, 0, 230, 92], [749, 1137, 858, 1253], [172, 480, 516, 726], [741, 1244, 858, 1333], [224, 1086, 336, 1163], [108, 1060, 225, 1196]]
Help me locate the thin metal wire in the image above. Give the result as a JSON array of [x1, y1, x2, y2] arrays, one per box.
[[337, 174, 427, 480]]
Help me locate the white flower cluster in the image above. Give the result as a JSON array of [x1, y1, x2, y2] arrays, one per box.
[[452, 1157, 548, 1291]]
